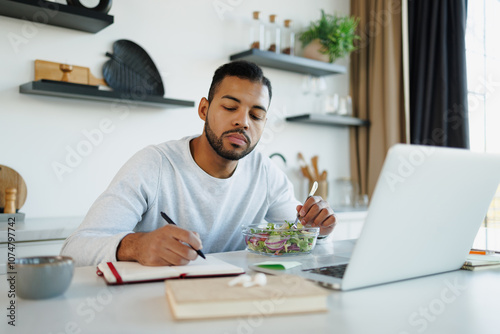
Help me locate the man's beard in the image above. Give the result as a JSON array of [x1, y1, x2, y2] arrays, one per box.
[[204, 115, 257, 161]]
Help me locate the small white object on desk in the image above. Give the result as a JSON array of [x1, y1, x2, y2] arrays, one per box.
[[228, 273, 267, 287]]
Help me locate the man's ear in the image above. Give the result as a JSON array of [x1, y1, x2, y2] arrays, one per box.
[[198, 97, 209, 121]]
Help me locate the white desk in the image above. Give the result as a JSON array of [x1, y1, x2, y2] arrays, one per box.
[[2, 239, 500, 334]]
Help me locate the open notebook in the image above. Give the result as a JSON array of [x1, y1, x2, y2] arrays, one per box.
[[97, 255, 245, 285]]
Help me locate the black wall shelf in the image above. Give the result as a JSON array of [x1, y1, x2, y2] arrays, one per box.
[[286, 114, 369, 127], [230, 49, 346, 77], [229, 50, 364, 127], [0, 0, 113, 33], [19, 80, 195, 109]]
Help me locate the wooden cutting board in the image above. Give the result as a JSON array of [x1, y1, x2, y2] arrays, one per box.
[[0, 165, 27, 212], [35, 59, 107, 86]]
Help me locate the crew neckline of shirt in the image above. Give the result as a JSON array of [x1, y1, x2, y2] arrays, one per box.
[[183, 135, 243, 182]]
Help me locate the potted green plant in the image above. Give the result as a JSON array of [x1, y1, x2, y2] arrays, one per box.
[[299, 10, 360, 63]]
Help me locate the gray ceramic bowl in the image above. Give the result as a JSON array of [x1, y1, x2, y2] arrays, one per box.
[[15, 256, 74, 300]]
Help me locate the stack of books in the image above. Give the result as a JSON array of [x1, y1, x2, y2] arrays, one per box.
[[461, 253, 500, 271]]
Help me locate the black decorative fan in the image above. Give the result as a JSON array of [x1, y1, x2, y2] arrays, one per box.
[[102, 40, 165, 96]]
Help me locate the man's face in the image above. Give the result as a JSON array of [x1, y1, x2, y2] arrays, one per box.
[[203, 76, 269, 160]]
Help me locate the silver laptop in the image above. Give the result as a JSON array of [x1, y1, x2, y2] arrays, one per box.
[[251, 144, 500, 291]]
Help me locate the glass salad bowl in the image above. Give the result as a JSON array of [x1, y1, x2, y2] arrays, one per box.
[[242, 222, 320, 256]]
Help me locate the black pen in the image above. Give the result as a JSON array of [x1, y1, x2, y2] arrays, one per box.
[[160, 211, 206, 259]]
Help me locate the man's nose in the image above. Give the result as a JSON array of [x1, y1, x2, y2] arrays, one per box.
[[233, 110, 249, 128]]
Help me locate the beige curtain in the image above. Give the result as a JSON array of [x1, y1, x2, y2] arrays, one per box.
[[349, 0, 407, 199]]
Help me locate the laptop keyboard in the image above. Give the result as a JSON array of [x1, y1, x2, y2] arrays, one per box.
[[303, 264, 348, 278]]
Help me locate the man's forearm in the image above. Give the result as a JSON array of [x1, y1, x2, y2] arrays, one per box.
[[116, 232, 144, 261]]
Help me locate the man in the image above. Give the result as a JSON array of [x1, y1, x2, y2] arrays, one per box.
[[61, 61, 336, 267]]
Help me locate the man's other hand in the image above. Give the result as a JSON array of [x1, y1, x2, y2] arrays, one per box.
[[296, 196, 337, 235]]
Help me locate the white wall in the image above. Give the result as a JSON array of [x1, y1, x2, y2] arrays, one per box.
[[0, 0, 352, 218]]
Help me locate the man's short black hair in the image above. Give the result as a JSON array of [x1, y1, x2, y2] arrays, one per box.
[[207, 60, 272, 104]]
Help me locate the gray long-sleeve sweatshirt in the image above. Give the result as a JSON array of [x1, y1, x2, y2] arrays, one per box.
[[61, 135, 299, 266]]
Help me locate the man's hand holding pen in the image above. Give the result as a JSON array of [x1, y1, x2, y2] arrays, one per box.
[[116, 224, 203, 266], [160, 212, 206, 259]]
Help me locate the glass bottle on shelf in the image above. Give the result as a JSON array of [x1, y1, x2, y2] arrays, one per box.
[[265, 14, 280, 53], [281, 19, 295, 55], [250, 11, 264, 50], [337, 177, 355, 207]]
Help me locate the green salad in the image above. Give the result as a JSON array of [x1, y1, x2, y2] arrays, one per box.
[[244, 221, 318, 255]]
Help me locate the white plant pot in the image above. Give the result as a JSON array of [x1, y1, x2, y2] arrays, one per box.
[[302, 39, 330, 63]]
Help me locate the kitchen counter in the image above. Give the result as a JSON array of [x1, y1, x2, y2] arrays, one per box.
[[0, 216, 83, 275], [0, 216, 83, 243]]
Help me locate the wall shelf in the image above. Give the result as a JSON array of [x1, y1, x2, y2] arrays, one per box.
[[0, 0, 113, 33], [286, 113, 369, 127], [229, 49, 346, 76], [19, 80, 195, 109]]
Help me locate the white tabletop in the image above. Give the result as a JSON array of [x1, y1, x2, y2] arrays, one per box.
[[2, 240, 500, 334]]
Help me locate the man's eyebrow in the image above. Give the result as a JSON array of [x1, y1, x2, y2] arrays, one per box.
[[221, 95, 267, 113], [221, 95, 240, 103]]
